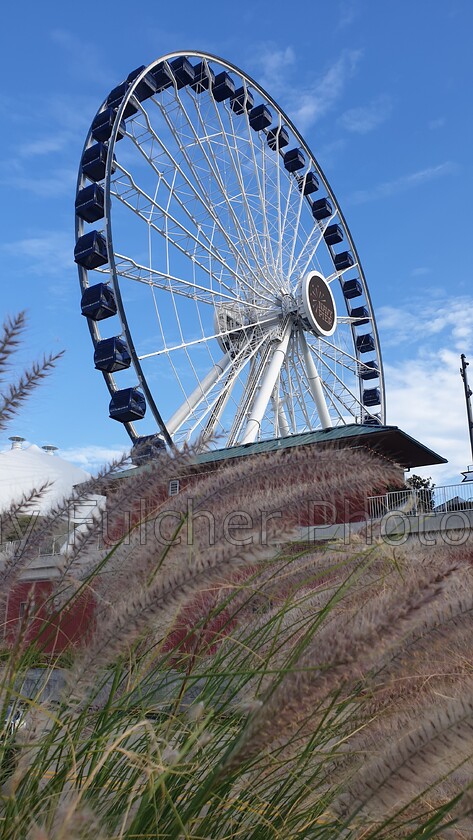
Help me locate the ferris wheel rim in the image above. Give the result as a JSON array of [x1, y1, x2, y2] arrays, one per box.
[[76, 50, 385, 449]]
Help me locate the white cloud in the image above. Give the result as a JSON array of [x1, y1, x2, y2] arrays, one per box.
[[254, 44, 296, 95], [339, 95, 392, 134], [252, 46, 362, 134], [411, 266, 430, 277], [337, 0, 359, 28], [385, 348, 470, 486], [1, 231, 73, 275], [347, 161, 456, 204], [291, 50, 362, 133], [378, 296, 473, 353], [17, 136, 69, 158], [59, 445, 129, 473], [50, 29, 116, 88], [378, 294, 473, 485], [3, 168, 77, 198]]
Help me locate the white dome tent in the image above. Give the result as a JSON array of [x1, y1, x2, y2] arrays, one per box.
[[0, 437, 91, 515]]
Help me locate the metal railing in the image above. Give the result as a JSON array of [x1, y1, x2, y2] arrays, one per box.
[[368, 484, 473, 520], [1, 533, 105, 559]]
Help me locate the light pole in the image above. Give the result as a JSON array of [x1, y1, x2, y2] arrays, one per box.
[[460, 354, 473, 481]]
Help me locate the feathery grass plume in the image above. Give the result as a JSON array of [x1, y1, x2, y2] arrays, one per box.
[[221, 561, 461, 774], [0, 312, 27, 380], [3, 333, 473, 840], [64, 447, 398, 699], [0, 352, 63, 432], [332, 680, 473, 826]]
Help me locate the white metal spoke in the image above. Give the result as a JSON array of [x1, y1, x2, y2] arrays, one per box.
[[128, 104, 267, 294], [109, 255, 269, 311], [112, 162, 275, 306], [166, 352, 231, 435], [154, 86, 273, 299], [138, 313, 279, 360], [203, 85, 279, 292], [185, 331, 270, 441]]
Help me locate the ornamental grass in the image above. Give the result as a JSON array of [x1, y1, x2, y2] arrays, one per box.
[[1, 314, 473, 839]]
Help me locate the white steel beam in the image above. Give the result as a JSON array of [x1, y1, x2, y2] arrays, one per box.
[[300, 333, 332, 429], [241, 323, 292, 444], [166, 352, 231, 435]]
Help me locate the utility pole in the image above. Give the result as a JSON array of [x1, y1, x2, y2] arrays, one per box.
[[460, 354, 473, 463]]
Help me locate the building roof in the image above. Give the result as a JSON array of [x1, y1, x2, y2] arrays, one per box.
[[192, 424, 446, 470], [114, 424, 446, 483]]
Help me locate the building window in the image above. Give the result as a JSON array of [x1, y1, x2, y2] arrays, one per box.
[[19, 602, 27, 618], [168, 479, 180, 497]]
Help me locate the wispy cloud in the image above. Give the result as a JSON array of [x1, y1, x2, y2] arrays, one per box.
[[337, 0, 359, 28], [17, 136, 70, 159], [59, 444, 129, 473], [339, 95, 392, 134], [429, 117, 445, 130], [347, 161, 456, 204], [1, 231, 73, 276], [290, 50, 363, 133], [254, 44, 296, 95], [50, 29, 116, 88], [251, 45, 362, 133], [2, 168, 77, 198], [378, 295, 473, 353], [410, 266, 431, 277]]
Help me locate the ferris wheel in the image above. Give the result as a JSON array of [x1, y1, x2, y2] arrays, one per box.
[[75, 52, 385, 452]]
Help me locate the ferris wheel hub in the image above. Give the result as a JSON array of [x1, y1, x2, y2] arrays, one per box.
[[298, 271, 337, 338]]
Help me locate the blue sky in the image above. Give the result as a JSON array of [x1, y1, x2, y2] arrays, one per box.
[[1, 0, 472, 485]]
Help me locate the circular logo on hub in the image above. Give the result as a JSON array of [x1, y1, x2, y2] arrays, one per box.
[[302, 271, 336, 337]]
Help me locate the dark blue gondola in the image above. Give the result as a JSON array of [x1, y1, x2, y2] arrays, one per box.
[[80, 283, 117, 321], [324, 224, 344, 246], [298, 172, 319, 195], [81, 143, 116, 182], [356, 333, 376, 354], [363, 387, 381, 407], [230, 87, 254, 114], [342, 278, 362, 299], [75, 184, 105, 223], [312, 197, 332, 221], [363, 414, 382, 427], [106, 82, 138, 119], [334, 251, 354, 270], [150, 61, 174, 92], [109, 388, 146, 423], [74, 231, 108, 269], [131, 434, 166, 465], [249, 104, 272, 131], [212, 71, 235, 102], [359, 360, 379, 380], [283, 148, 305, 172], [91, 108, 126, 144], [94, 337, 131, 373], [267, 126, 289, 150], [170, 57, 195, 89], [350, 305, 370, 326], [191, 62, 215, 93], [126, 66, 158, 101]]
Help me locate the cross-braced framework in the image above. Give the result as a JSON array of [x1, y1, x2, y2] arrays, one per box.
[[75, 52, 385, 449]]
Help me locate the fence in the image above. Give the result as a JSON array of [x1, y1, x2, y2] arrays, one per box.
[[368, 484, 473, 520]]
